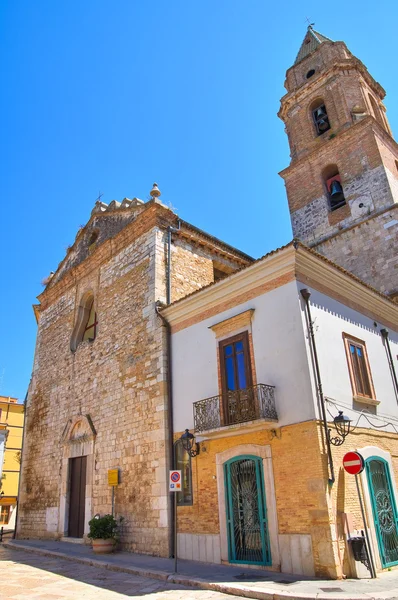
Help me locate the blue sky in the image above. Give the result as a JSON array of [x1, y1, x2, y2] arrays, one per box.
[[1, 1, 397, 400]]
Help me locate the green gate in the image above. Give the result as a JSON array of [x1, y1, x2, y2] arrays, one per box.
[[366, 457, 398, 567], [224, 455, 271, 565]]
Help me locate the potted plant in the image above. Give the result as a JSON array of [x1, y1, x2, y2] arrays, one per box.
[[88, 514, 124, 554]]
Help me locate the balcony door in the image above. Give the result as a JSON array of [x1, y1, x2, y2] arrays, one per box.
[[219, 332, 253, 425]]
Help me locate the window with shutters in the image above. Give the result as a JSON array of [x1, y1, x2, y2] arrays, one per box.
[[343, 334, 376, 401]]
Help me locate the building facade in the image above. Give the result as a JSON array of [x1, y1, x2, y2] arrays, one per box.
[[0, 396, 24, 530], [17, 189, 250, 555], [161, 243, 398, 578]]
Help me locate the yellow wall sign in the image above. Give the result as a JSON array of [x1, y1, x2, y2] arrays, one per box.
[[108, 469, 119, 486]]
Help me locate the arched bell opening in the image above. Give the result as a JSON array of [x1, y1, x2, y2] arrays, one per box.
[[310, 99, 331, 136], [322, 165, 347, 212]]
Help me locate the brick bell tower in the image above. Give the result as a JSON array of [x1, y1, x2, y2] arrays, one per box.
[[279, 26, 398, 297]]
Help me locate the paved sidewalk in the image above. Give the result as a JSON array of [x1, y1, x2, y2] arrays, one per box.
[[0, 545, 236, 600], [4, 538, 398, 600]]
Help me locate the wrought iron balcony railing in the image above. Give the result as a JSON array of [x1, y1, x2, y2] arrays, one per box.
[[193, 383, 277, 434]]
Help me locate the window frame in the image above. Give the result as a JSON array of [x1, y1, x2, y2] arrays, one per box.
[[175, 440, 193, 506], [343, 333, 376, 401], [219, 331, 253, 423], [0, 505, 10, 525]]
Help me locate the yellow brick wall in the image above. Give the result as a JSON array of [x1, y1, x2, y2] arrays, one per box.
[[329, 426, 398, 576], [175, 421, 398, 578], [175, 420, 342, 578]]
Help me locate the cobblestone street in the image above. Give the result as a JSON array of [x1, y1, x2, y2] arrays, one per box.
[[0, 547, 238, 600]]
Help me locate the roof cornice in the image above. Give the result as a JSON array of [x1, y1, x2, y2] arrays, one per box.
[[295, 246, 398, 330], [161, 244, 296, 330], [161, 242, 398, 333]]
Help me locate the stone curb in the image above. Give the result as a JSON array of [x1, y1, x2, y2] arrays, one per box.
[[2, 541, 394, 600]]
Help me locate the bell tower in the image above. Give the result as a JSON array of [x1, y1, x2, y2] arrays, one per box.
[[279, 26, 398, 297]]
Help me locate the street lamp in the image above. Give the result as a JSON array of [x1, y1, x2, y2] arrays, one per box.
[[329, 411, 352, 446], [180, 429, 199, 458]]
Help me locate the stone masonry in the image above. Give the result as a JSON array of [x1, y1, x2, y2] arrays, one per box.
[[18, 193, 251, 556]]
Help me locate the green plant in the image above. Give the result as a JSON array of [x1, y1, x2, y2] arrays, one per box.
[[88, 514, 124, 540]]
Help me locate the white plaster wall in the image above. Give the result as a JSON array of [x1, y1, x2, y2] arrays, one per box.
[[301, 284, 398, 429], [172, 280, 316, 432]]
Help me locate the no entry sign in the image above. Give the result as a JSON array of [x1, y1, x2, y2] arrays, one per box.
[[343, 451, 364, 475]]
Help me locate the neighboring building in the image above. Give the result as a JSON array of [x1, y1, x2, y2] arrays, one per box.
[[0, 396, 24, 530], [17, 27, 398, 580], [279, 26, 398, 298], [161, 242, 398, 578], [17, 189, 251, 555]]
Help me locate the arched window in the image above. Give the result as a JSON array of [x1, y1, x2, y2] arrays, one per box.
[[322, 165, 346, 212], [70, 292, 98, 352], [88, 230, 99, 255], [368, 94, 385, 130], [311, 99, 331, 136]]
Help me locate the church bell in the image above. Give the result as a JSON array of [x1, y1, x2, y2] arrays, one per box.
[[329, 179, 345, 209]]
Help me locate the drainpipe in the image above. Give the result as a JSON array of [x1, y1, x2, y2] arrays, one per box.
[[300, 289, 335, 485], [166, 221, 181, 305], [155, 302, 175, 558], [380, 328, 398, 403]]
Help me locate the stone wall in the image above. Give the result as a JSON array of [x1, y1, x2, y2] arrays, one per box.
[[18, 224, 172, 555], [314, 205, 398, 295]]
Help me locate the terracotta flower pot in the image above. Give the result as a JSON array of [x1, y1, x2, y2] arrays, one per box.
[[92, 538, 115, 554]]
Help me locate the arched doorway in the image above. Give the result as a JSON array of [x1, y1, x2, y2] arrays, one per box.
[[365, 456, 398, 567], [224, 455, 271, 565]]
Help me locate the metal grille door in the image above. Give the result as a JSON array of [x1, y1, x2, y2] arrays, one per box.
[[366, 458, 398, 567], [225, 456, 270, 565]]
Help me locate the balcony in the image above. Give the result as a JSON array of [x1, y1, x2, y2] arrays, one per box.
[[193, 383, 277, 435]]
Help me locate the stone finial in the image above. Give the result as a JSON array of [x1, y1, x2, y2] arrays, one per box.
[[150, 183, 161, 199]]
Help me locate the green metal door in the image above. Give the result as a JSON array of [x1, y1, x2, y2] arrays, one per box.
[[224, 455, 271, 565], [366, 457, 398, 567]]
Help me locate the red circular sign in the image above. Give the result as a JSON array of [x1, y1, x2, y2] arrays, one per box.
[[171, 471, 180, 483], [343, 451, 364, 475]]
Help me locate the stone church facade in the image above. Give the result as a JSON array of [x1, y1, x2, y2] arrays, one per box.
[[17, 191, 250, 555], [17, 27, 398, 579]]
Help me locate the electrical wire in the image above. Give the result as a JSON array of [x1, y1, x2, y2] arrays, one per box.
[[326, 397, 398, 435]]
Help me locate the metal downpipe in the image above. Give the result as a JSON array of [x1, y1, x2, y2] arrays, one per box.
[[155, 303, 175, 558], [380, 328, 398, 403], [300, 288, 335, 485]]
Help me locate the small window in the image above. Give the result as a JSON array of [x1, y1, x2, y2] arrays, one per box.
[[176, 442, 192, 506], [343, 334, 375, 400], [70, 292, 98, 352], [0, 505, 10, 525], [88, 231, 99, 254], [306, 69, 315, 79], [82, 300, 97, 342], [312, 102, 331, 136]]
